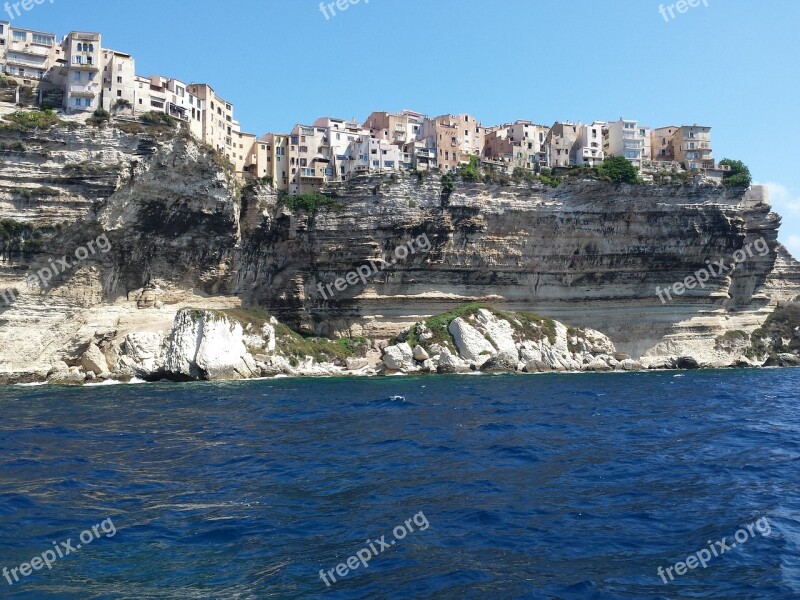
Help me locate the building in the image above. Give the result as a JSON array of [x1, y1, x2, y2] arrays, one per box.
[[484, 120, 549, 171], [651, 126, 678, 162], [419, 115, 459, 172], [186, 83, 240, 161], [0, 21, 9, 72], [603, 118, 648, 170], [572, 121, 605, 166], [232, 129, 257, 175], [2, 25, 58, 82], [254, 133, 291, 190], [545, 122, 580, 167], [59, 31, 102, 113], [101, 49, 136, 114], [364, 110, 424, 148], [672, 125, 714, 171]]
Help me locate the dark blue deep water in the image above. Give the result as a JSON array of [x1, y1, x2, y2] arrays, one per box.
[[1, 369, 799, 599]]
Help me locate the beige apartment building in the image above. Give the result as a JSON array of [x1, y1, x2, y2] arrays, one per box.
[[59, 31, 103, 113], [186, 83, 240, 159], [672, 125, 714, 171], [420, 114, 480, 172], [255, 133, 290, 190], [545, 122, 579, 167], [651, 126, 678, 161], [364, 110, 424, 148]]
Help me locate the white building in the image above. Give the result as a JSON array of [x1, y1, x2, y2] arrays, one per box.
[[603, 118, 648, 170], [571, 121, 605, 166], [2, 26, 57, 82]]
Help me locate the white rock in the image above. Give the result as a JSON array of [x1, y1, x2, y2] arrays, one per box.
[[448, 317, 496, 363], [164, 310, 257, 380], [346, 357, 370, 371], [382, 342, 415, 371], [81, 342, 109, 375], [412, 345, 430, 361], [475, 309, 519, 358]]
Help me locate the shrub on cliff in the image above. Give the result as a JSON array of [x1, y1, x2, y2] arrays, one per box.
[[747, 301, 800, 357], [140, 111, 177, 128], [88, 108, 111, 126], [1, 109, 60, 131], [282, 192, 343, 213], [457, 156, 482, 182], [719, 159, 752, 188], [596, 156, 639, 184]]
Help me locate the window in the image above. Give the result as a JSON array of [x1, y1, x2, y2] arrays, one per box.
[[32, 33, 53, 46], [117, 76, 122, 83], [385, 161, 395, 167], [13, 31, 25, 42], [117, 90, 122, 97], [72, 71, 81, 80]]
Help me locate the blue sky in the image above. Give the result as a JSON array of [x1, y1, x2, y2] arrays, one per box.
[[12, 0, 800, 255]]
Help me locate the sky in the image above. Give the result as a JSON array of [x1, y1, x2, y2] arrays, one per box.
[[10, 0, 800, 255]]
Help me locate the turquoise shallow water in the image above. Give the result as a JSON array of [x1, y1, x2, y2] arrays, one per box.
[[0, 369, 799, 599]]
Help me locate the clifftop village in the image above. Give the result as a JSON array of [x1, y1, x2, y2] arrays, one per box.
[[1, 24, 731, 192]]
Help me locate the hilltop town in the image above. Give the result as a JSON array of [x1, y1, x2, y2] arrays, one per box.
[[1, 23, 731, 192]]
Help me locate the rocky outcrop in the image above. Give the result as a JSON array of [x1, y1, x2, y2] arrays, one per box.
[[382, 307, 623, 374]]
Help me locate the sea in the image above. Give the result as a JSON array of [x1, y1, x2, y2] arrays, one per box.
[[0, 369, 799, 599]]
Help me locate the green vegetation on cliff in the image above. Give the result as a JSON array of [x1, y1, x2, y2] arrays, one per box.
[[719, 159, 752, 188], [747, 301, 800, 357], [596, 156, 640, 184]]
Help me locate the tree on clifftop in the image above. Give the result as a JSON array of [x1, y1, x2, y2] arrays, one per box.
[[718, 159, 752, 188], [596, 156, 639, 184]]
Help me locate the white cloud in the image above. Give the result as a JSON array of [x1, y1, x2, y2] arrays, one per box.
[[757, 182, 800, 258]]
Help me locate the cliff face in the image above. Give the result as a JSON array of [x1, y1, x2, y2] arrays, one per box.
[[1, 118, 799, 382]]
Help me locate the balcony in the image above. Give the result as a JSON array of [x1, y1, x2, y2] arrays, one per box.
[[72, 60, 99, 71], [70, 83, 99, 97], [4, 55, 47, 68], [8, 43, 51, 58]]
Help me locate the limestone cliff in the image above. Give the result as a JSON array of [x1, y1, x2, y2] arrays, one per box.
[[1, 113, 799, 383]]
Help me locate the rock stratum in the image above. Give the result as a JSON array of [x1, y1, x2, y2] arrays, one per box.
[[1, 113, 799, 384]]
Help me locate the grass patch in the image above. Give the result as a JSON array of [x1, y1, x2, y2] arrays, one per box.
[[281, 192, 344, 213], [221, 307, 274, 331], [0, 219, 56, 254], [140, 111, 177, 128], [274, 323, 368, 366], [11, 186, 60, 200], [63, 162, 115, 177]]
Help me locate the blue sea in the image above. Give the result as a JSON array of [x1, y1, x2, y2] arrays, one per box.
[[1, 369, 799, 599]]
